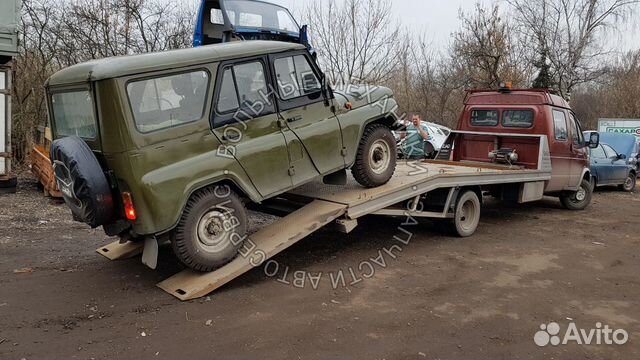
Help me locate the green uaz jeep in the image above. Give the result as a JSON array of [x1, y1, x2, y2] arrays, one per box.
[[47, 41, 399, 271]]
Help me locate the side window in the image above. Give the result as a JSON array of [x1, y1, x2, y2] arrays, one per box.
[[602, 144, 618, 159], [215, 61, 272, 118], [503, 110, 534, 128], [568, 113, 584, 145], [217, 68, 239, 113], [552, 110, 568, 141], [591, 145, 607, 159], [210, 8, 224, 24], [127, 71, 209, 133], [470, 110, 499, 126], [274, 54, 321, 100], [234, 62, 268, 107]]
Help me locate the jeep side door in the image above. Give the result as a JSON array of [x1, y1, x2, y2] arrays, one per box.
[[211, 57, 293, 198], [269, 51, 345, 186]]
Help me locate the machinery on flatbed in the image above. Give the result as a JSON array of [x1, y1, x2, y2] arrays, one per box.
[[102, 131, 555, 300]]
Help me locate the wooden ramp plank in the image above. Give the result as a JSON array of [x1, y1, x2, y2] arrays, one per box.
[[157, 200, 347, 301], [97, 241, 144, 260]]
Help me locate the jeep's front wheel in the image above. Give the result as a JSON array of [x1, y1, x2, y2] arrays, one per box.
[[172, 186, 248, 272], [352, 124, 397, 188]]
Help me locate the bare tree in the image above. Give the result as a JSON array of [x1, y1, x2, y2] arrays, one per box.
[[305, 0, 409, 84], [507, 0, 640, 100], [12, 0, 196, 164], [451, 3, 531, 89]]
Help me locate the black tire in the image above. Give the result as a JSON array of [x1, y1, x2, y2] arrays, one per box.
[[619, 172, 636, 192], [172, 186, 248, 272], [559, 179, 592, 211], [50, 136, 114, 228], [449, 190, 481, 237], [352, 124, 397, 188]]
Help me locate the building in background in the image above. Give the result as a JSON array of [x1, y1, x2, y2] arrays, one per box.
[[598, 119, 640, 140], [0, 0, 20, 192]]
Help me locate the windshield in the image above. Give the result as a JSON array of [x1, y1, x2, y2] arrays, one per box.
[[223, 0, 299, 33], [51, 91, 98, 139]]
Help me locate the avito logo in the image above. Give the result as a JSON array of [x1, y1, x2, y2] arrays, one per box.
[[534, 322, 629, 347]]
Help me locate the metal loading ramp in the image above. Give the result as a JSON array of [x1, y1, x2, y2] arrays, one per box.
[[157, 200, 347, 301]]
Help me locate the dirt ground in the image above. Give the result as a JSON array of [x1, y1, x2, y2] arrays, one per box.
[[1, 176, 639, 360]]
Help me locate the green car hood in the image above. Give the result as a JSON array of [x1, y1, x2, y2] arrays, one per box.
[[333, 85, 394, 110]]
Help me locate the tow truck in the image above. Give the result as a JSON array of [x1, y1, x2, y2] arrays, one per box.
[[102, 128, 577, 300]]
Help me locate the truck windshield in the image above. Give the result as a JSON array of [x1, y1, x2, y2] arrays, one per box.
[[222, 0, 299, 33], [51, 91, 98, 139]]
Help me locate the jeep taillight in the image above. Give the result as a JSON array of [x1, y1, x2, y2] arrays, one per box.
[[122, 192, 137, 222]]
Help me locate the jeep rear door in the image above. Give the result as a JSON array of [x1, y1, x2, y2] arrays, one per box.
[[269, 51, 344, 186], [211, 57, 293, 198]]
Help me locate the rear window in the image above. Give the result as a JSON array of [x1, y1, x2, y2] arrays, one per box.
[[127, 71, 209, 133], [470, 110, 499, 126], [503, 110, 534, 128], [51, 91, 98, 139]]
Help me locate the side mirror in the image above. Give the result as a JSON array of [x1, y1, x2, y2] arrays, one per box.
[[587, 132, 600, 149], [618, 153, 627, 160], [300, 24, 310, 49]]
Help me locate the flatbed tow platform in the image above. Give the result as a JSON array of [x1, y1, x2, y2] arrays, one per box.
[[99, 132, 553, 301]]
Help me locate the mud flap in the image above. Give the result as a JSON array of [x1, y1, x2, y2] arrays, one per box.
[[142, 237, 159, 270]]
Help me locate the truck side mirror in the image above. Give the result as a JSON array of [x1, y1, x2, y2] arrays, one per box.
[[587, 132, 599, 149]]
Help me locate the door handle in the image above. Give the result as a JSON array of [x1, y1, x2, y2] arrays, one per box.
[[287, 115, 303, 123]]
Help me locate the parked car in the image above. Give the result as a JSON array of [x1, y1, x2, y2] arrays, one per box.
[[588, 142, 636, 192], [395, 121, 452, 159], [456, 87, 599, 210], [599, 132, 639, 176], [46, 41, 399, 271]]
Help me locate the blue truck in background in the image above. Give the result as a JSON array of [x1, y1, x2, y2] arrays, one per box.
[[193, 0, 311, 49]]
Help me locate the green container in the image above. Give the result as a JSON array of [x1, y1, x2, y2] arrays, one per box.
[[0, 0, 20, 58]]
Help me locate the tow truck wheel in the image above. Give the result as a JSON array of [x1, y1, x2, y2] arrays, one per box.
[[172, 186, 248, 272], [559, 179, 592, 211], [451, 190, 481, 237]]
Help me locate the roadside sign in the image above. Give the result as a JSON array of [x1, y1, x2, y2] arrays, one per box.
[[598, 119, 640, 139]]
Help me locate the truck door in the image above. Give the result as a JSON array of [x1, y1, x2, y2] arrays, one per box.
[[549, 109, 574, 190], [211, 58, 293, 198], [270, 51, 344, 186], [567, 113, 589, 187]]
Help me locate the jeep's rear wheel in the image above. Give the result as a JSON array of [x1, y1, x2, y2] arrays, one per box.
[[559, 179, 592, 211], [352, 124, 397, 188], [172, 186, 248, 272]]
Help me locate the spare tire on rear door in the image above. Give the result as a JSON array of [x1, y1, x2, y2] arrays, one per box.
[[50, 136, 115, 228]]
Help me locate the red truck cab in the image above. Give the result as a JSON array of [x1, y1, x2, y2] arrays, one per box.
[[455, 87, 599, 210]]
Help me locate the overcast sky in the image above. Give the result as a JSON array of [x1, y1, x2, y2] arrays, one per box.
[[266, 0, 638, 53]]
